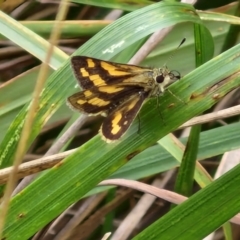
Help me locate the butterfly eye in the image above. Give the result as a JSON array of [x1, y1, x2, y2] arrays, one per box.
[[156, 75, 164, 83]]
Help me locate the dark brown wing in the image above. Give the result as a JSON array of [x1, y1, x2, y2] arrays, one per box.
[[67, 85, 148, 116], [71, 56, 152, 89], [99, 91, 149, 142]]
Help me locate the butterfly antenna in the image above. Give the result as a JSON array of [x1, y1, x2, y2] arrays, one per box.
[[163, 38, 186, 66]]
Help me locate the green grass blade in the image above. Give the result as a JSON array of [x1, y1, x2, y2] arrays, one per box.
[[0, 20, 109, 40], [111, 122, 240, 180], [134, 164, 240, 240], [0, 11, 67, 68], [174, 125, 201, 197], [71, 0, 153, 11]]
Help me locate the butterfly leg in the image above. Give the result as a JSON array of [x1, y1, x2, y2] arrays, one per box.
[[137, 114, 141, 134], [156, 96, 166, 126], [167, 89, 186, 104]]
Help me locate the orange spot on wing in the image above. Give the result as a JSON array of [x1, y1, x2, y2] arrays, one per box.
[[84, 90, 93, 97], [87, 58, 95, 68], [127, 97, 139, 111], [101, 62, 131, 76], [111, 113, 122, 134], [77, 99, 87, 104], [80, 68, 89, 77], [98, 86, 124, 93], [89, 74, 106, 85], [88, 98, 110, 106]]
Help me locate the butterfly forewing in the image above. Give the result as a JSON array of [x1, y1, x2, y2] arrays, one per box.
[[71, 56, 152, 89]]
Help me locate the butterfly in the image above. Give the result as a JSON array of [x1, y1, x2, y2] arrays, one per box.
[[67, 56, 180, 143]]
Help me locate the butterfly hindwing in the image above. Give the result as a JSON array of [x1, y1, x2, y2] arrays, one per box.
[[100, 91, 149, 142]]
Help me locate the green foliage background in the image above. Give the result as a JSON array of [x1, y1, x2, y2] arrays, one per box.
[[0, 0, 240, 239]]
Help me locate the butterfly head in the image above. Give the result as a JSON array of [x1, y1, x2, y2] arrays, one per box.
[[152, 66, 181, 94]]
